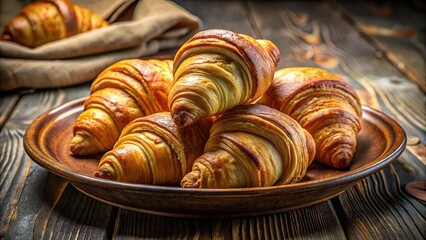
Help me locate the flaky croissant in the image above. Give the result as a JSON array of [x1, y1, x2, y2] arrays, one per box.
[[70, 59, 173, 156], [181, 104, 315, 189], [94, 112, 213, 185], [168, 29, 280, 127], [1, 0, 108, 48], [258, 67, 362, 169]]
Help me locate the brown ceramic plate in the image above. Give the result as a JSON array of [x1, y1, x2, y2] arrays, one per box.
[[23, 97, 406, 218]]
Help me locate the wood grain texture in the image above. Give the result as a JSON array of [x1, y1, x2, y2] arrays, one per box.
[[112, 202, 345, 239], [0, 94, 19, 129], [212, 202, 346, 240], [247, 0, 380, 109], [0, 129, 30, 236], [335, 0, 426, 92], [333, 165, 426, 240], [0, 85, 104, 239], [113, 209, 211, 239], [173, 0, 255, 36], [32, 184, 115, 239], [0, 92, 66, 236], [369, 36, 425, 92]]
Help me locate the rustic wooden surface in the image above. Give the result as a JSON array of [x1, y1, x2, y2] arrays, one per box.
[[1, 0, 425, 239]]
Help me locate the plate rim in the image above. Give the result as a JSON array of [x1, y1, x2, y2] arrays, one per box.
[[23, 97, 407, 196]]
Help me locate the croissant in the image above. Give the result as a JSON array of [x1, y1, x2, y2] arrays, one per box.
[[1, 0, 108, 48], [168, 29, 280, 127], [94, 112, 213, 185], [70, 59, 173, 156], [257, 67, 362, 169], [181, 104, 315, 189]]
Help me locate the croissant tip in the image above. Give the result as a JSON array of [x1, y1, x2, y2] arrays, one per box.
[[70, 134, 87, 154], [94, 167, 117, 181], [181, 181, 200, 188], [70, 134, 100, 155], [181, 172, 201, 188], [172, 110, 196, 126], [330, 152, 353, 169], [181, 182, 195, 188]]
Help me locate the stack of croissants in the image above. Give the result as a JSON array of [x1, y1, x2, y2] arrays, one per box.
[[1, 1, 362, 188], [1, 5, 363, 188], [65, 29, 363, 189]]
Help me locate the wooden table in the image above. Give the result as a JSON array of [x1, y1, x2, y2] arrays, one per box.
[[1, 0, 425, 239]]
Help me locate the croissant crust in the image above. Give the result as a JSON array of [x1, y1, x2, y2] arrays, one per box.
[[181, 104, 315, 189], [258, 67, 362, 169], [168, 29, 280, 126], [70, 59, 173, 156], [94, 112, 213, 185]]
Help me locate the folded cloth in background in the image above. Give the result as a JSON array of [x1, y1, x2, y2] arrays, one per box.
[[0, 0, 202, 91]]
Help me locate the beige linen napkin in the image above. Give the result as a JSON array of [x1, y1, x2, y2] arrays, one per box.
[[0, 0, 201, 91]]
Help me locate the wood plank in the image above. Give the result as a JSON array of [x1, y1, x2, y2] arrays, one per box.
[[32, 183, 115, 239], [0, 94, 19, 129], [247, 1, 381, 108], [0, 128, 31, 236], [369, 36, 425, 92], [0, 91, 68, 236], [112, 201, 346, 239], [212, 202, 346, 239], [334, 1, 426, 92], [0, 83, 115, 238], [113, 210, 211, 239], [332, 165, 426, 239], [173, 0, 255, 35]]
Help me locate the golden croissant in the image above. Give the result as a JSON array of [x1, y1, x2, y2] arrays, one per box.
[[94, 112, 214, 185], [168, 29, 280, 127], [181, 104, 315, 189], [1, 0, 108, 48], [258, 67, 362, 169], [70, 59, 173, 156]]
